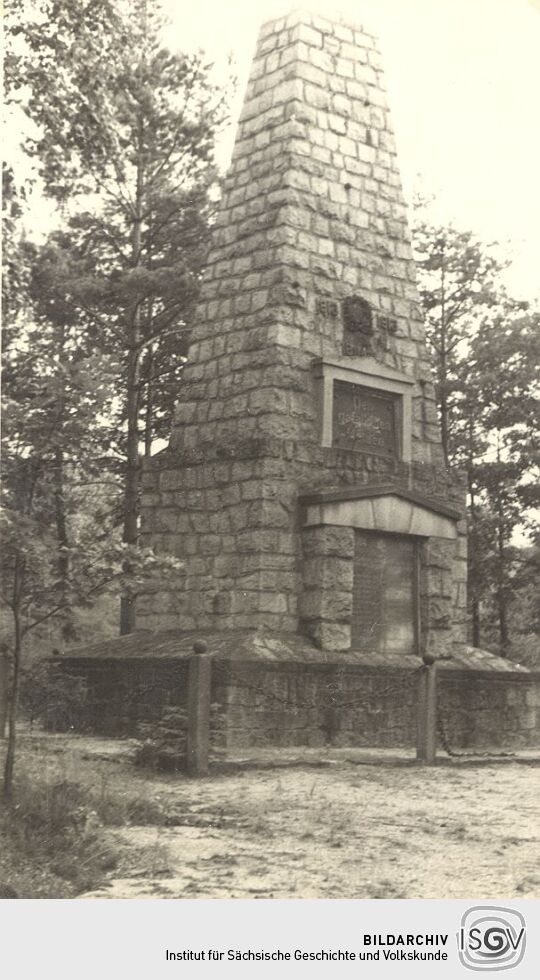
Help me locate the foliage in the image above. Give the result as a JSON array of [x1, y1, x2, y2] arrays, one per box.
[[0, 776, 119, 894], [412, 215, 512, 463], [0, 451, 183, 795], [412, 208, 540, 654], [5, 0, 231, 633], [5, 0, 223, 198], [19, 660, 89, 731]]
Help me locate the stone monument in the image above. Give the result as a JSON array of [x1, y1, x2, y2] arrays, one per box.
[[63, 10, 540, 751], [137, 8, 468, 664]]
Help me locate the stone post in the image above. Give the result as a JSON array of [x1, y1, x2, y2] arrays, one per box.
[[186, 641, 212, 776], [416, 655, 437, 764]]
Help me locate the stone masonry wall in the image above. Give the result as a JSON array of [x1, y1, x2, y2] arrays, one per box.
[[169, 10, 441, 458], [139, 444, 467, 658], [60, 658, 540, 750], [138, 9, 467, 662], [217, 663, 540, 751]]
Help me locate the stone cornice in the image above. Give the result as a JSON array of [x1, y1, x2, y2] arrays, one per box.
[[299, 483, 462, 521]]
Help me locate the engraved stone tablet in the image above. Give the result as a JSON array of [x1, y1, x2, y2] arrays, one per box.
[[352, 532, 416, 654], [332, 380, 398, 456]]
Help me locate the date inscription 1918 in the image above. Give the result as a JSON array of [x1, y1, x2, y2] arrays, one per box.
[[333, 381, 398, 457]]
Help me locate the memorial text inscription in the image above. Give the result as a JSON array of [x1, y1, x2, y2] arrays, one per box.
[[332, 380, 398, 456]]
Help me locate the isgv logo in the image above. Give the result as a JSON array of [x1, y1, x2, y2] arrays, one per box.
[[457, 906, 526, 972]]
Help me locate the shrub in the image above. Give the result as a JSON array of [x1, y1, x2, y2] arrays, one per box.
[[133, 702, 226, 772], [19, 660, 88, 731]]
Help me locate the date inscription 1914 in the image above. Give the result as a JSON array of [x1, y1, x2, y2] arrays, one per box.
[[315, 297, 339, 318], [333, 381, 398, 457]]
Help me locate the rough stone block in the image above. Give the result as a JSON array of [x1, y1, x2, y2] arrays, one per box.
[[316, 622, 351, 651], [302, 526, 355, 558], [290, 23, 323, 47]]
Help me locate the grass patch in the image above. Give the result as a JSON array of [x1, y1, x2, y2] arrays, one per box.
[[0, 763, 173, 898], [0, 775, 123, 897]]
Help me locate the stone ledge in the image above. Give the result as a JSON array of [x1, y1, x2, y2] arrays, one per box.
[[299, 483, 462, 521], [57, 629, 533, 674]]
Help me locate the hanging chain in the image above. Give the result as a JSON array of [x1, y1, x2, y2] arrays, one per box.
[[437, 704, 515, 760], [212, 662, 407, 712]]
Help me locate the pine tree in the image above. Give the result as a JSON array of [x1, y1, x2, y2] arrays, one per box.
[[412, 211, 539, 654], [1, 238, 182, 795], [412, 216, 508, 464], [7, 0, 230, 631], [461, 313, 540, 652]]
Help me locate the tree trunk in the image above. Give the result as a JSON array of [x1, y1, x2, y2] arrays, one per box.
[[496, 519, 510, 655], [120, 344, 141, 634], [120, 107, 145, 635], [3, 596, 23, 799], [495, 437, 510, 656], [144, 346, 154, 458], [0, 647, 9, 739], [438, 251, 449, 465], [471, 592, 481, 648], [467, 447, 481, 648], [52, 446, 73, 641]]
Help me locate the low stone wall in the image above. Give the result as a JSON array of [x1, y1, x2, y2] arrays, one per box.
[[214, 661, 540, 750], [439, 670, 540, 749], [58, 656, 540, 750], [213, 661, 418, 748], [60, 658, 188, 736]]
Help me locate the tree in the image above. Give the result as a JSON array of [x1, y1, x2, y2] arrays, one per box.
[[3, 232, 121, 641], [1, 296, 182, 796], [459, 313, 540, 652], [412, 217, 509, 464], [7, 0, 230, 632], [1, 142, 185, 798], [0, 509, 181, 798], [1, 208, 108, 794], [507, 543, 540, 668], [412, 212, 539, 654]]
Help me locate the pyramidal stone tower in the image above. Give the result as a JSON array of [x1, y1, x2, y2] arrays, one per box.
[[139, 8, 468, 663]]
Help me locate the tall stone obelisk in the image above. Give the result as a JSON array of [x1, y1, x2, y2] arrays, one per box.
[[139, 9, 467, 663]]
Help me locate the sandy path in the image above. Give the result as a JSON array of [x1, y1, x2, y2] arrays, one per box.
[[72, 747, 539, 900]]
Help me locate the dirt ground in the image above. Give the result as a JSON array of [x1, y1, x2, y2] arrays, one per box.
[[3, 733, 540, 899]]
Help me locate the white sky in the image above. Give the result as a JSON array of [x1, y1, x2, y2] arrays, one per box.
[[159, 0, 540, 300], [8, 0, 540, 299]]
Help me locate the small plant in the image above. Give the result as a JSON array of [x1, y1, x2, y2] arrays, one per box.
[[1, 775, 120, 895], [133, 702, 226, 772], [134, 706, 188, 772]]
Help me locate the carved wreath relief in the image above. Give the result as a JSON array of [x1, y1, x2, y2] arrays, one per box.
[[341, 295, 397, 357]]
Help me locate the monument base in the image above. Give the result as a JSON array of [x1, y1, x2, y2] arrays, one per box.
[[56, 630, 540, 750]]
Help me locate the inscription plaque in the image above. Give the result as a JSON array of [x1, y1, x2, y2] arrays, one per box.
[[351, 532, 417, 655], [332, 380, 399, 456]]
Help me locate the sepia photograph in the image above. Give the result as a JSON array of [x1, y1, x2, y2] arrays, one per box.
[[1, 0, 539, 921]]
